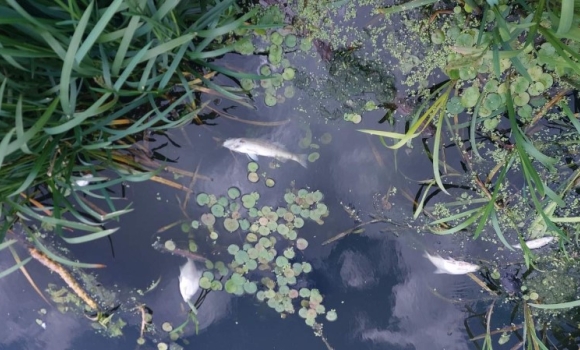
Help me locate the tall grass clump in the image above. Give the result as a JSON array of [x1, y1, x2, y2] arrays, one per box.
[[0, 0, 260, 254], [362, 0, 580, 255]]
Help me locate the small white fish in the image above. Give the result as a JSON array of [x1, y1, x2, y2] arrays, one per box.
[[424, 251, 480, 275], [513, 236, 554, 250], [223, 138, 308, 168], [178, 258, 202, 303]]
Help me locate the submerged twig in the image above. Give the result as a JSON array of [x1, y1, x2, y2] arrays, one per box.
[[151, 240, 209, 262], [8, 245, 51, 306], [322, 219, 387, 245], [28, 246, 99, 310]]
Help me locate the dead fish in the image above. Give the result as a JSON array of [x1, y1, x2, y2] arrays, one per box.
[[223, 138, 308, 168], [513, 236, 554, 250], [178, 258, 202, 303], [424, 251, 480, 275]]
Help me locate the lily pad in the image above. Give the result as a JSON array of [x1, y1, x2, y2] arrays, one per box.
[[196, 193, 209, 206], [296, 238, 309, 250], [224, 218, 240, 232], [228, 187, 241, 199], [211, 204, 225, 217]]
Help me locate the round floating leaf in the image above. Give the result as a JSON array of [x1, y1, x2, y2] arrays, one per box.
[[248, 162, 259, 172], [300, 38, 312, 51], [282, 68, 295, 80], [308, 152, 320, 162], [235, 250, 250, 264], [284, 34, 297, 47], [284, 85, 295, 98], [431, 29, 445, 44], [228, 244, 240, 255], [300, 209, 310, 218], [189, 240, 198, 252], [246, 233, 258, 243], [162, 322, 173, 332], [259, 237, 272, 248], [217, 196, 229, 207], [264, 289, 276, 299], [299, 288, 310, 298], [284, 247, 296, 259], [265, 178, 275, 187], [277, 224, 290, 236], [319, 133, 332, 145], [260, 64, 272, 76], [164, 240, 176, 251], [242, 195, 256, 209], [271, 32, 284, 45], [514, 92, 530, 106], [460, 86, 480, 108], [294, 217, 304, 228], [239, 219, 250, 231], [191, 220, 199, 229], [211, 280, 223, 291], [181, 222, 190, 233], [196, 193, 209, 206], [266, 94, 278, 106], [299, 307, 308, 318], [240, 78, 254, 91], [199, 277, 212, 289], [287, 230, 298, 240], [268, 44, 283, 65], [276, 207, 287, 216], [538, 73, 553, 89], [267, 221, 278, 231], [209, 231, 218, 240], [243, 281, 258, 294], [248, 172, 260, 182], [293, 263, 303, 275], [484, 93, 502, 110], [511, 76, 530, 94], [290, 204, 301, 214], [302, 262, 312, 273], [446, 96, 464, 114], [283, 212, 294, 222], [246, 259, 258, 270], [326, 309, 338, 321], [224, 218, 240, 232], [211, 204, 225, 218], [276, 256, 289, 267], [225, 279, 237, 294], [257, 291, 265, 301], [284, 192, 296, 204], [258, 226, 270, 236], [296, 238, 309, 250]]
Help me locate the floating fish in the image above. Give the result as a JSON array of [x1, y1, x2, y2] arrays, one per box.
[[424, 251, 480, 275], [223, 138, 308, 168], [178, 258, 202, 303], [513, 236, 554, 250]]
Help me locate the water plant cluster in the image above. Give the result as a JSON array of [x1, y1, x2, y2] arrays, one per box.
[[0, 0, 267, 250], [189, 184, 337, 327]]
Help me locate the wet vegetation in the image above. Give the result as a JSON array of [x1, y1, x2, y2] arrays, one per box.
[[2, 0, 580, 349]]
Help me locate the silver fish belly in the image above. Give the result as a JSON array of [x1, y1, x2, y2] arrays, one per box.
[[424, 251, 480, 275], [223, 138, 308, 168], [513, 236, 554, 250]]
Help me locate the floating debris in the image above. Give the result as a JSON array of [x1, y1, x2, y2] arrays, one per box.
[[423, 251, 480, 275], [178, 259, 201, 303], [513, 236, 555, 250], [223, 138, 308, 168]]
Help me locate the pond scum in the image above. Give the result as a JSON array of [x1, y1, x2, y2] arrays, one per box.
[[3, 0, 580, 348]]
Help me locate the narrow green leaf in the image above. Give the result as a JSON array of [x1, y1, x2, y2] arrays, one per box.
[[0, 257, 31, 279]]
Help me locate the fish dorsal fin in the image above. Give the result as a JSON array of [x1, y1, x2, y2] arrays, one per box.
[[246, 153, 259, 162]]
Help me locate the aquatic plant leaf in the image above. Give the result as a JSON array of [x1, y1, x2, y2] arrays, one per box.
[[61, 228, 119, 244], [0, 257, 31, 280]]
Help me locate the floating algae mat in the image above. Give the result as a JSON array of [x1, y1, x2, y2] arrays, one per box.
[[190, 185, 336, 328]]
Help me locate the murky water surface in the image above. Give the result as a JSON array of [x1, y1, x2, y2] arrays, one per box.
[[1, 3, 569, 350]]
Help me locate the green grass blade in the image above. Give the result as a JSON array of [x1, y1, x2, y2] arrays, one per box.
[[75, 0, 124, 63], [0, 257, 31, 279], [556, 0, 574, 35], [61, 227, 119, 244]]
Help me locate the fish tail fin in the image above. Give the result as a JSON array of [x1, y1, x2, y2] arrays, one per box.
[[296, 154, 308, 168]]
